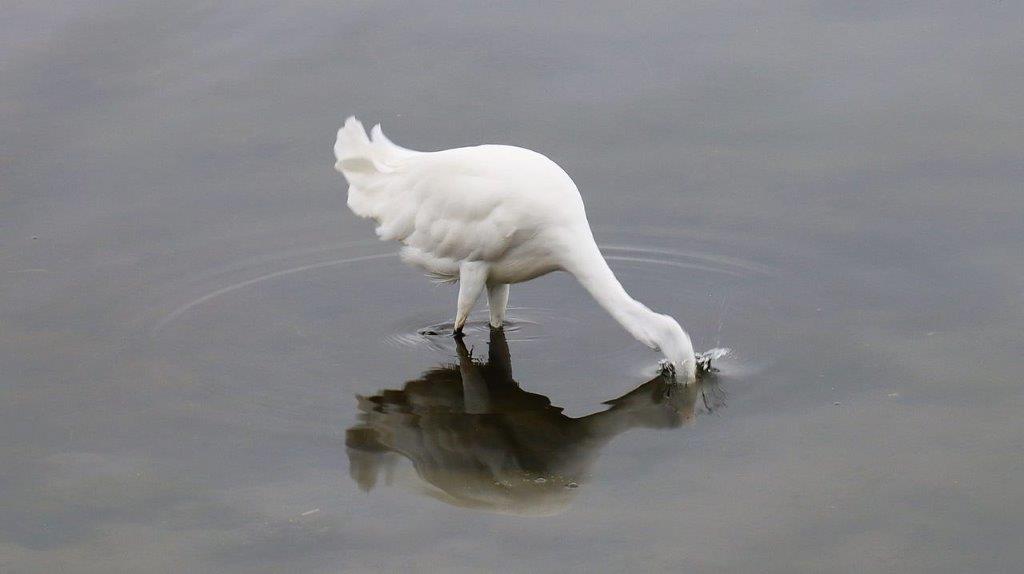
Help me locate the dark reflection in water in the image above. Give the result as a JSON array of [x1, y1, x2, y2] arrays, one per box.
[[346, 328, 722, 515]]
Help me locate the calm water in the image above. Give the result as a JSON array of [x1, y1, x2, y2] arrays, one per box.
[[3, 2, 1023, 573]]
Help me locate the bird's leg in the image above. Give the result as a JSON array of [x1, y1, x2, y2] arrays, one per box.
[[486, 283, 510, 328], [453, 262, 488, 337]]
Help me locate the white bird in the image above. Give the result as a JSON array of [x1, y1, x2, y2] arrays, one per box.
[[333, 117, 698, 382]]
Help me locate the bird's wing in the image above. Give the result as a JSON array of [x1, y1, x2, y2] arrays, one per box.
[[339, 141, 521, 263], [398, 168, 521, 263], [336, 121, 579, 271]]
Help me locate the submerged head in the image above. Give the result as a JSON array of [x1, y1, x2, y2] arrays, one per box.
[[651, 314, 697, 383]]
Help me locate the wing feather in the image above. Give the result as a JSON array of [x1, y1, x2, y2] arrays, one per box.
[[335, 120, 582, 279]]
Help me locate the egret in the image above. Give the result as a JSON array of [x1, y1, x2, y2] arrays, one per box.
[[333, 117, 698, 382]]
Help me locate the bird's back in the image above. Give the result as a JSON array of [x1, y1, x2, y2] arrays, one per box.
[[334, 118, 588, 281]]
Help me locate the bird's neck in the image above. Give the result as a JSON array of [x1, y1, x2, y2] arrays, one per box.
[[564, 239, 663, 347]]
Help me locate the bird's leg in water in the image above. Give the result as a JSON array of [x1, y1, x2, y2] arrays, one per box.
[[486, 283, 509, 328], [453, 262, 488, 337]]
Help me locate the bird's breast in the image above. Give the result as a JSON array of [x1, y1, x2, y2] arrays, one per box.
[[487, 243, 562, 284]]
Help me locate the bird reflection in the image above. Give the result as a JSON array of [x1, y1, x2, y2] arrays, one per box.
[[346, 328, 723, 516]]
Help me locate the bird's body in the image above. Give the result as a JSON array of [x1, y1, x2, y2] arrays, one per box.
[[340, 135, 580, 284], [334, 117, 698, 382]]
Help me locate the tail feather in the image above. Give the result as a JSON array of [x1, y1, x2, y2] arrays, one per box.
[[369, 123, 415, 156], [334, 116, 415, 174], [334, 116, 421, 238], [334, 116, 382, 173]]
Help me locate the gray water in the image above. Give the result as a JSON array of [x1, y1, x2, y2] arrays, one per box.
[[3, 2, 1023, 573]]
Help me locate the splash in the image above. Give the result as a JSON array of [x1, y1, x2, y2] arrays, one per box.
[[660, 347, 731, 379]]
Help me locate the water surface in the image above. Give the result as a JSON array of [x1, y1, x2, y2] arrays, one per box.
[[2, 2, 1023, 573]]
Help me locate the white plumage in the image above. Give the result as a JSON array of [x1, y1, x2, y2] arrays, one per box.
[[334, 117, 697, 382]]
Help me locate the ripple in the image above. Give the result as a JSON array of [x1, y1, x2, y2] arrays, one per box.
[[382, 307, 575, 352], [151, 252, 398, 333], [147, 239, 771, 383], [601, 244, 775, 277], [149, 243, 767, 333]]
